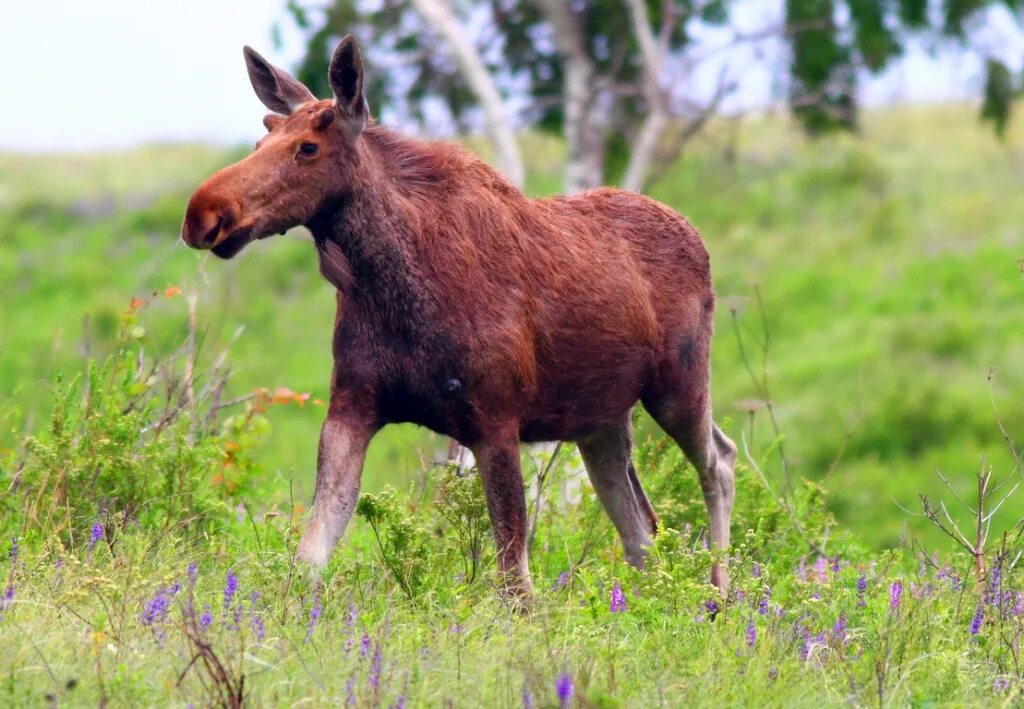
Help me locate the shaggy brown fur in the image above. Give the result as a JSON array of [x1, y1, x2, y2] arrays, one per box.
[[182, 37, 736, 599]]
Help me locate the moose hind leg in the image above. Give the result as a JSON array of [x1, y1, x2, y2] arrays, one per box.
[[297, 416, 375, 568], [644, 352, 736, 594], [578, 420, 655, 569]]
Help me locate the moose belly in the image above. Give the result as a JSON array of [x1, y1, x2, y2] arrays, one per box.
[[519, 341, 654, 443]]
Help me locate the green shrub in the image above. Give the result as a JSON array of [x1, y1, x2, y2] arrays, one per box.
[[3, 297, 287, 549]]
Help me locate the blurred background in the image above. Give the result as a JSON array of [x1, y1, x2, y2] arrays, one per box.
[[1, 0, 1022, 550]]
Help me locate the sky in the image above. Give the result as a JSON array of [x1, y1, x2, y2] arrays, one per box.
[[0, 0, 1021, 152], [0, 0, 303, 151]]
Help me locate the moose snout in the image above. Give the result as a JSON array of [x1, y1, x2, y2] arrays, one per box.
[[181, 198, 238, 250]]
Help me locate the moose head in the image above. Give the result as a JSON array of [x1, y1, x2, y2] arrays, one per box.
[[181, 36, 369, 258]]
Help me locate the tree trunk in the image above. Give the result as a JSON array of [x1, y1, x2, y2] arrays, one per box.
[[536, 0, 605, 193], [621, 0, 668, 193], [621, 109, 668, 193], [410, 0, 524, 189]]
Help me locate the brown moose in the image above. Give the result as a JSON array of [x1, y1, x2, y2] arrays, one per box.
[[181, 36, 736, 598]]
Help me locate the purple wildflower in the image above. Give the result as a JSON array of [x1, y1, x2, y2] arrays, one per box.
[[522, 683, 534, 709], [360, 633, 372, 658], [248, 592, 265, 641], [830, 555, 841, 574], [555, 673, 574, 708], [610, 581, 627, 613], [856, 572, 867, 607], [199, 605, 213, 631], [705, 599, 720, 615], [752, 562, 762, 579], [369, 643, 382, 691], [994, 677, 1010, 694], [345, 674, 357, 707], [969, 604, 984, 636], [745, 621, 757, 647], [307, 591, 323, 641], [758, 588, 771, 616], [223, 569, 238, 610], [889, 581, 903, 612], [250, 613, 266, 641], [801, 632, 825, 662], [832, 614, 847, 644], [555, 571, 570, 590], [0, 584, 14, 618], [390, 697, 405, 709], [187, 562, 199, 585], [89, 523, 103, 550], [141, 587, 171, 627], [8, 537, 17, 565], [812, 556, 829, 583], [347, 602, 358, 627], [987, 567, 1002, 606]]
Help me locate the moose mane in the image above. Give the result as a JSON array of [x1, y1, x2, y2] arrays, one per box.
[[359, 125, 524, 208]]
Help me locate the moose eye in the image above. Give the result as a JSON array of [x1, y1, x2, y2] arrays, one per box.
[[299, 142, 319, 156]]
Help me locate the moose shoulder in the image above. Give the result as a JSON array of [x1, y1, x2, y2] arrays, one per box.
[[181, 35, 736, 601]]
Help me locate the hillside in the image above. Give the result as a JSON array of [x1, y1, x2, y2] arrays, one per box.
[[1, 104, 1022, 550]]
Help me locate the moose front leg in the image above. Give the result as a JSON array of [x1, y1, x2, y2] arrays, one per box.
[[472, 432, 533, 600], [297, 415, 375, 567]]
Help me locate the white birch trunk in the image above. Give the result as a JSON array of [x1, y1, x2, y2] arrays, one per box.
[[410, 0, 525, 189], [537, 0, 605, 193], [621, 0, 669, 193]]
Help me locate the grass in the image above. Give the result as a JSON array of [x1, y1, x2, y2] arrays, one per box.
[[0, 103, 1022, 705]]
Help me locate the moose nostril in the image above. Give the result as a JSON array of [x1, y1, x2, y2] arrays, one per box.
[[200, 215, 224, 246]]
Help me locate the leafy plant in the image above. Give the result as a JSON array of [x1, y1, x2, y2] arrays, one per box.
[[435, 465, 491, 585]]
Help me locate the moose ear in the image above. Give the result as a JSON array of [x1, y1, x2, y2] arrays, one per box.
[[328, 35, 368, 136], [243, 46, 316, 115]]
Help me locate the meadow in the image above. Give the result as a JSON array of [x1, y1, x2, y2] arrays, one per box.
[[0, 104, 1022, 705]]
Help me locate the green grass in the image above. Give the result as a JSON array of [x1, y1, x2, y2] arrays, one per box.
[[0, 103, 1022, 705]]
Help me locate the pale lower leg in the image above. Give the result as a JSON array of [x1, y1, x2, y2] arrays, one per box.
[[296, 417, 373, 567], [578, 422, 654, 569]]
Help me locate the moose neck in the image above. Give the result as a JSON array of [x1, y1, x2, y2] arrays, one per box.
[[307, 135, 436, 338]]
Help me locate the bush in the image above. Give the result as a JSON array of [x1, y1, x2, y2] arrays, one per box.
[[1, 295, 299, 549]]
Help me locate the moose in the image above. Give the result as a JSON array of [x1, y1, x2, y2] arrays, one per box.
[[181, 36, 736, 599]]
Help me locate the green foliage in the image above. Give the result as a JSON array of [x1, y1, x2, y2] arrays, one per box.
[[785, 0, 1023, 135], [2, 398, 1023, 704], [4, 303, 276, 548], [284, 1, 1022, 141], [283, 1, 729, 139], [357, 487, 433, 599], [982, 58, 1016, 138], [435, 465, 491, 584]]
